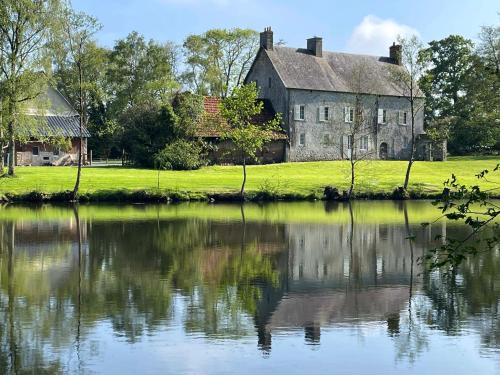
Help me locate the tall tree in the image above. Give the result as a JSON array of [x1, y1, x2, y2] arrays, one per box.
[[182, 28, 258, 97], [388, 36, 428, 191], [0, 0, 60, 176], [56, 5, 101, 199], [220, 83, 281, 198], [477, 23, 500, 74], [108, 31, 179, 113]]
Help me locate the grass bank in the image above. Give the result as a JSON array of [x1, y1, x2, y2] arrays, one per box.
[[0, 157, 498, 202]]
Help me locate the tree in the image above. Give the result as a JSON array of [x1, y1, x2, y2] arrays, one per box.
[[388, 36, 428, 191], [340, 62, 377, 199], [477, 23, 500, 74], [419, 35, 474, 125], [0, 0, 60, 176], [423, 164, 499, 270], [219, 82, 282, 198], [56, 6, 102, 200], [182, 28, 258, 97], [108, 32, 179, 113]]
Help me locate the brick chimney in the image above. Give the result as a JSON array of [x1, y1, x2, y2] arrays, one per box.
[[307, 37, 323, 57], [390, 42, 402, 65], [260, 27, 273, 50]]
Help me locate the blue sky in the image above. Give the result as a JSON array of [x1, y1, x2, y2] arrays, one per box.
[[73, 0, 498, 56]]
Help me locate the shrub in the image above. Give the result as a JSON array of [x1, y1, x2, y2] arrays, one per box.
[[155, 140, 204, 171]]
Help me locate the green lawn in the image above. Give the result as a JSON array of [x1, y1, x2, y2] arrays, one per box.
[[0, 157, 498, 198]]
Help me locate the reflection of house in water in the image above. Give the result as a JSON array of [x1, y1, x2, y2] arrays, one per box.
[[2, 218, 88, 287], [254, 219, 447, 353]]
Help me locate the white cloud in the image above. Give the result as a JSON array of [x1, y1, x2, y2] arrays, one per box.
[[347, 15, 419, 56]]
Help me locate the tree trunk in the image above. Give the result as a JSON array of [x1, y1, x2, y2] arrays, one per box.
[[348, 159, 355, 199], [240, 156, 247, 199], [7, 118, 15, 176], [403, 99, 416, 190], [72, 63, 84, 201]]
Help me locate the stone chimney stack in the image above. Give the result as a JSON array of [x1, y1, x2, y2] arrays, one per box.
[[390, 42, 402, 65], [307, 37, 323, 57], [260, 27, 274, 50]]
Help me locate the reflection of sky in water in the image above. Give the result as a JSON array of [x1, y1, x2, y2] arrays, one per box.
[[70, 294, 497, 375], [0, 202, 498, 374]]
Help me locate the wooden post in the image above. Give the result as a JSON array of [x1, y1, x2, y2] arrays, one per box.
[[89, 150, 92, 166]]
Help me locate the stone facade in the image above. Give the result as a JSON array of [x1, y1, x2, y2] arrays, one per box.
[[15, 138, 88, 166], [245, 28, 443, 162]]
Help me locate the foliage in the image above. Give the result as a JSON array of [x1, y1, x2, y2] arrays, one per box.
[[154, 139, 203, 171], [0, 0, 62, 175], [220, 83, 282, 196], [47, 136, 72, 152], [182, 28, 258, 97], [423, 164, 499, 269]]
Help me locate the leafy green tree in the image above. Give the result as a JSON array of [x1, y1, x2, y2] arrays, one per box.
[[182, 28, 258, 97], [477, 23, 500, 74], [220, 83, 282, 198], [55, 6, 102, 199], [108, 31, 179, 113], [0, 0, 61, 175]]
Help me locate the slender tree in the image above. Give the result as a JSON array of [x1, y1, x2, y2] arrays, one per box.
[[388, 36, 428, 191], [56, 6, 101, 199], [0, 0, 59, 176], [219, 83, 282, 198], [340, 62, 377, 199]]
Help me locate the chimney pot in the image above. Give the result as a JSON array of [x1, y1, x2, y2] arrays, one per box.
[[390, 43, 402, 65], [307, 36, 323, 57], [260, 27, 273, 50]]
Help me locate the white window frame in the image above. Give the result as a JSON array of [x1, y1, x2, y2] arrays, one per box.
[[299, 133, 306, 146], [344, 107, 354, 123], [378, 108, 387, 124], [294, 105, 306, 121], [321, 106, 330, 122], [399, 111, 408, 125], [360, 136, 369, 151]]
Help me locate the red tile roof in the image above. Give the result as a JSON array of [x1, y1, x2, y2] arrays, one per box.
[[196, 97, 287, 140]]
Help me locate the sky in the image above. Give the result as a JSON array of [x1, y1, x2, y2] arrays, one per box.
[[72, 0, 499, 56]]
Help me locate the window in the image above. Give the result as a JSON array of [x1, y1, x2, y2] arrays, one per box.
[[319, 106, 330, 122], [323, 134, 330, 146], [344, 107, 354, 123], [268, 77, 272, 88], [294, 105, 305, 121], [53, 148, 60, 156], [399, 111, 408, 125], [403, 136, 409, 148], [32, 146, 39, 156], [378, 109, 387, 124], [299, 133, 306, 146], [360, 136, 369, 151]]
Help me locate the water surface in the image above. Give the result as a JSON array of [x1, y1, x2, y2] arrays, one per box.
[[0, 202, 498, 374]]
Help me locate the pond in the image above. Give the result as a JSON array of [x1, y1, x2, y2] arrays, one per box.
[[0, 202, 498, 374]]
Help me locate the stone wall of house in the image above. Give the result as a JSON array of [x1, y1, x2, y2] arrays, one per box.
[[15, 138, 88, 166], [245, 50, 289, 126], [206, 139, 286, 165], [285, 89, 425, 162]]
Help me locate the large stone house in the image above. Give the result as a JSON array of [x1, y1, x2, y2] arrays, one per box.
[[245, 28, 445, 162], [11, 87, 90, 166]]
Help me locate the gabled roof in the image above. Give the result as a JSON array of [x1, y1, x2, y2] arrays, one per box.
[[256, 47, 415, 97], [27, 116, 91, 138], [196, 97, 286, 140]]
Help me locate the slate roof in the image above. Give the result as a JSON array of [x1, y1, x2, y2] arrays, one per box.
[[196, 97, 287, 140], [27, 116, 91, 138], [262, 47, 418, 97]]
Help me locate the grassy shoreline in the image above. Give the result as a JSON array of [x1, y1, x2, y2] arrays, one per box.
[[1, 157, 498, 202]]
